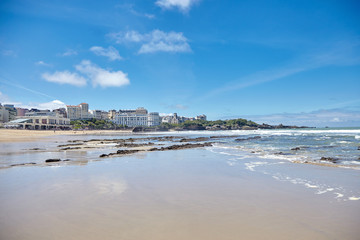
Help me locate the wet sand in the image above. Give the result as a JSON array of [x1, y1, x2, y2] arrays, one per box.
[[0, 129, 132, 142], [0, 144, 359, 240]]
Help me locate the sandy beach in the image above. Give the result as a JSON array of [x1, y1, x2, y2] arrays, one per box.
[[0, 129, 132, 142], [0, 130, 359, 240]]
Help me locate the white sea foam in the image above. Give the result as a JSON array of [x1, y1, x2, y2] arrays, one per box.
[[335, 193, 344, 198], [348, 197, 360, 201], [316, 188, 334, 195], [305, 183, 319, 188]]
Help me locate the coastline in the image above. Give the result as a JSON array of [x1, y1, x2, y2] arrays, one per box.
[[0, 129, 132, 143], [0, 145, 359, 240]]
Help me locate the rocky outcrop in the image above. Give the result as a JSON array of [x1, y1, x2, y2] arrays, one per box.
[[60, 147, 81, 151], [115, 142, 154, 148], [320, 157, 338, 163], [45, 159, 61, 163], [179, 137, 209, 142], [291, 147, 301, 151], [235, 136, 261, 141], [99, 149, 140, 158], [148, 143, 212, 151]]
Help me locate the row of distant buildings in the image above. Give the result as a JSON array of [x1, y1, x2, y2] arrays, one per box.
[[66, 103, 207, 127], [0, 102, 206, 129], [0, 103, 70, 130]]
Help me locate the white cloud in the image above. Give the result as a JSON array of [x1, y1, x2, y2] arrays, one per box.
[[35, 61, 52, 67], [37, 100, 66, 110], [110, 29, 191, 54], [90, 46, 122, 61], [61, 49, 78, 56], [15, 100, 66, 111], [155, 0, 199, 12], [42, 71, 87, 87], [75, 60, 130, 88]]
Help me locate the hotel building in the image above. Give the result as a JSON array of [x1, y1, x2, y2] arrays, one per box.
[[113, 107, 160, 127]]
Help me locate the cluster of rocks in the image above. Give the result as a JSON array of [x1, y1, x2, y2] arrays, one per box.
[[45, 158, 71, 163], [235, 136, 261, 141], [99, 150, 140, 158]]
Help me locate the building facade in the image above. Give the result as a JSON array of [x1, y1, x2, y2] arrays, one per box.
[[66, 103, 90, 120], [4, 104, 17, 121], [113, 107, 160, 127], [0, 104, 9, 123], [5, 112, 71, 130]]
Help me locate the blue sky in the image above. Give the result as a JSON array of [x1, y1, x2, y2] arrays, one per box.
[[0, 0, 359, 127]]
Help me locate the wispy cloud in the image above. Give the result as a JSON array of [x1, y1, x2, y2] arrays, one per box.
[[0, 77, 54, 99], [1, 99, 67, 111], [228, 109, 360, 127], [75, 60, 130, 88], [90, 46, 122, 61], [1, 49, 17, 57], [167, 104, 188, 110], [199, 39, 360, 101], [17, 100, 67, 110], [42, 71, 87, 87], [35, 60, 52, 67], [109, 29, 191, 54], [119, 4, 155, 19], [61, 49, 78, 56], [155, 0, 200, 12]]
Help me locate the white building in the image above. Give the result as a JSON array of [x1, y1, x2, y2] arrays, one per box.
[[113, 108, 160, 127], [5, 112, 71, 130]]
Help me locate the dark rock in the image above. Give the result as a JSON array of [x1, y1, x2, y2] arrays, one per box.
[[210, 135, 240, 139], [115, 142, 154, 148], [132, 126, 144, 132], [60, 147, 81, 151], [358, 146, 360, 150], [29, 148, 42, 150], [148, 143, 212, 152], [45, 159, 61, 163], [291, 147, 301, 151], [57, 143, 83, 147], [235, 136, 261, 141], [10, 162, 36, 167], [179, 137, 209, 142], [99, 149, 140, 158], [320, 157, 338, 163]]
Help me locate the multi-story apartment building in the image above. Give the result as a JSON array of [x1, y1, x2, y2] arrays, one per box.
[[66, 103, 90, 120], [0, 104, 9, 123], [113, 107, 160, 127], [161, 113, 207, 124], [90, 110, 109, 120], [4, 104, 17, 121]]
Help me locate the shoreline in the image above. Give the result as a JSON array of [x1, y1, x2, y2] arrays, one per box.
[[0, 129, 132, 143]]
